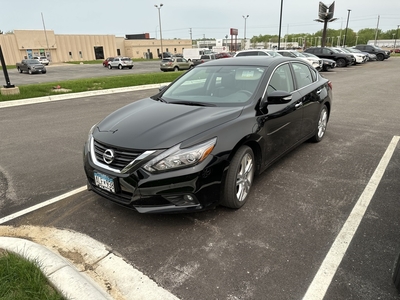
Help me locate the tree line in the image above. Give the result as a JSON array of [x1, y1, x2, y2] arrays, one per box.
[[250, 27, 400, 47]]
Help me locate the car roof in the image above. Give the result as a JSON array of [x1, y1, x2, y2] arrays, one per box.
[[195, 56, 296, 68]]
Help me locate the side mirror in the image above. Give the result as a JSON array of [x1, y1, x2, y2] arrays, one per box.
[[261, 90, 292, 109]]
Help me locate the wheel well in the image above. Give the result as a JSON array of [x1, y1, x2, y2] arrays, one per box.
[[227, 139, 262, 175]]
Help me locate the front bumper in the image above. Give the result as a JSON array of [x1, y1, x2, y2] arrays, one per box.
[[83, 145, 228, 213]]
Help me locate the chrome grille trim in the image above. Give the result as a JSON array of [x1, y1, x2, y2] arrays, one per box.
[[89, 136, 155, 173]]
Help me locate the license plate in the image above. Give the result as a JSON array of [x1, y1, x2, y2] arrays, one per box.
[[94, 172, 116, 193]]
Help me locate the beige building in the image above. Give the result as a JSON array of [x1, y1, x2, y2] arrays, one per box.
[[0, 30, 192, 65]]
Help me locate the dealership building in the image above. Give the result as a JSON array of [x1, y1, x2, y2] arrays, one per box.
[[0, 30, 192, 65]]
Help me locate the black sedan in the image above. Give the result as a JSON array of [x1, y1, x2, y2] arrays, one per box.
[[83, 56, 333, 213]]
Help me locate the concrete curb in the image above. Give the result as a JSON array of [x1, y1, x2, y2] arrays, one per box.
[[0, 237, 113, 300], [0, 226, 179, 300], [0, 83, 171, 109]]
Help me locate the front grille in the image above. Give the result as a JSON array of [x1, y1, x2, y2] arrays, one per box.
[[94, 139, 143, 170]]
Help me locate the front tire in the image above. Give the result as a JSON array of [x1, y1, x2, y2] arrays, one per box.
[[376, 54, 384, 61], [108, 64, 112, 69], [173, 66, 179, 71], [28, 69, 32, 75], [221, 146, 255, 209], [310, 105, 328, 142], [18, 67, 22, 73], [336, 58, 346, 67]]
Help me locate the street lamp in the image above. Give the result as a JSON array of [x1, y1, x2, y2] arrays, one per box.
[[278, 0, 284, 50], [394, 25, 400, 50], [343, 9, 351, 47], [154, 4, 164, 59], [242, 15, 249, 50]]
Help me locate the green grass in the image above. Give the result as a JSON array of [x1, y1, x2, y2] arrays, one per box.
[[0, 72, 183, 102], [0, 250, 65, 300]]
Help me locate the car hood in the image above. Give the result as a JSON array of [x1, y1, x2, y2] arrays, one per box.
[[95, 98, 243, 149]]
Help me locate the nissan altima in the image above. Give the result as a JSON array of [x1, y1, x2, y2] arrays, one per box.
[[83, 56, 332, 213]]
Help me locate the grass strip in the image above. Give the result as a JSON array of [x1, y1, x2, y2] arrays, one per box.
[[0, 72, 183, 102], [0, 250, 65, 300]]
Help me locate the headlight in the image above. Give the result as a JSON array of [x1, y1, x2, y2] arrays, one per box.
[[86, 124, 97, 151], [143, 138, 217, 172]]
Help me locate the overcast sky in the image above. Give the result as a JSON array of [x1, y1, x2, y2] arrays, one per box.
[[2, 0, 399, 39]]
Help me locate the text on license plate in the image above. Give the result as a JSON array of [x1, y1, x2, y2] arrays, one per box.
[[94, 172, 115, 193]]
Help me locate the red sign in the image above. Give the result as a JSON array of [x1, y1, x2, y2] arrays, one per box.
[[230, 28, 238, 36]]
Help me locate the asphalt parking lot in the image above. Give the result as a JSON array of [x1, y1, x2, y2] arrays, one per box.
[[0, 59, 399, 300], [0, 60, 161, 86]]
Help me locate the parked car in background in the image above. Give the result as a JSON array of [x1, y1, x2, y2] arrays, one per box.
[[16, 59, 47, 74], [32, 56, 50, 65], [277, 50, 322, 70], [158, 52, 173, 59], [304, 47, 353, 67], [354, 44, 390, 61], [302, 52, 336, 71], [84, 56, 332, 213], [103, 57, 114, 67], [192, 54, 217, 66], [215, 52, 233, 59], [332, 47, 366, 64], [108, 57, 134, 69], [234, 49, 282, 57], [346, 48, 376, 61], [160, 57, 193, 71]]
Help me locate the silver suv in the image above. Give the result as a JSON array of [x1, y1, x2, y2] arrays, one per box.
[[108, 57, 134, 69]]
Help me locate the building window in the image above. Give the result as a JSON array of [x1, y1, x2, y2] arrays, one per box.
[[117, 49, 121, 56], [79, 51, 82, 58], [69, 51, 72, 59]]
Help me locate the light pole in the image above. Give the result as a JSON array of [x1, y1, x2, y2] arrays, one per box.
[[355, 35, 359, 45], [154, 4, 164, 59], [343, 9, 351, 47], [278, 0, 283, 50], [242, 15, 249, 50], [394, 25, 400, 50]]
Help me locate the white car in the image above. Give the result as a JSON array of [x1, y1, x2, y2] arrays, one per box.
[[33, 56, 50, 65], [333, 47, 367, 64], [234, 49, 282, 57], [108, 57, 134, 69], [276, 50, 322, 71]]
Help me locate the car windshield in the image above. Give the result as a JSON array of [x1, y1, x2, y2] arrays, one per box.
[[346, 48, 360, 53], [291, 51, 305, 57], [159, 65, 266, 106], [267, 51, 282, 57], [27, 59, 40, 63]]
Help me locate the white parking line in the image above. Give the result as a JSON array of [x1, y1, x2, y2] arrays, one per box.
[[303, 135, 400, 300], [0, 186, 86, 225]]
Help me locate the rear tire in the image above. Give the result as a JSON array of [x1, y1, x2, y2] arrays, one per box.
[[18, 67, 22, 73], [221, 146, 255, 209], [173, 66, 179, 71], [118, 64, 123, 70], [28, 69, 32, 75]]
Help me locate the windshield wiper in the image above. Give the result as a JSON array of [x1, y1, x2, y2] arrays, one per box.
[[154, 96, 168, 103], [169, 101, 216, 107]]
